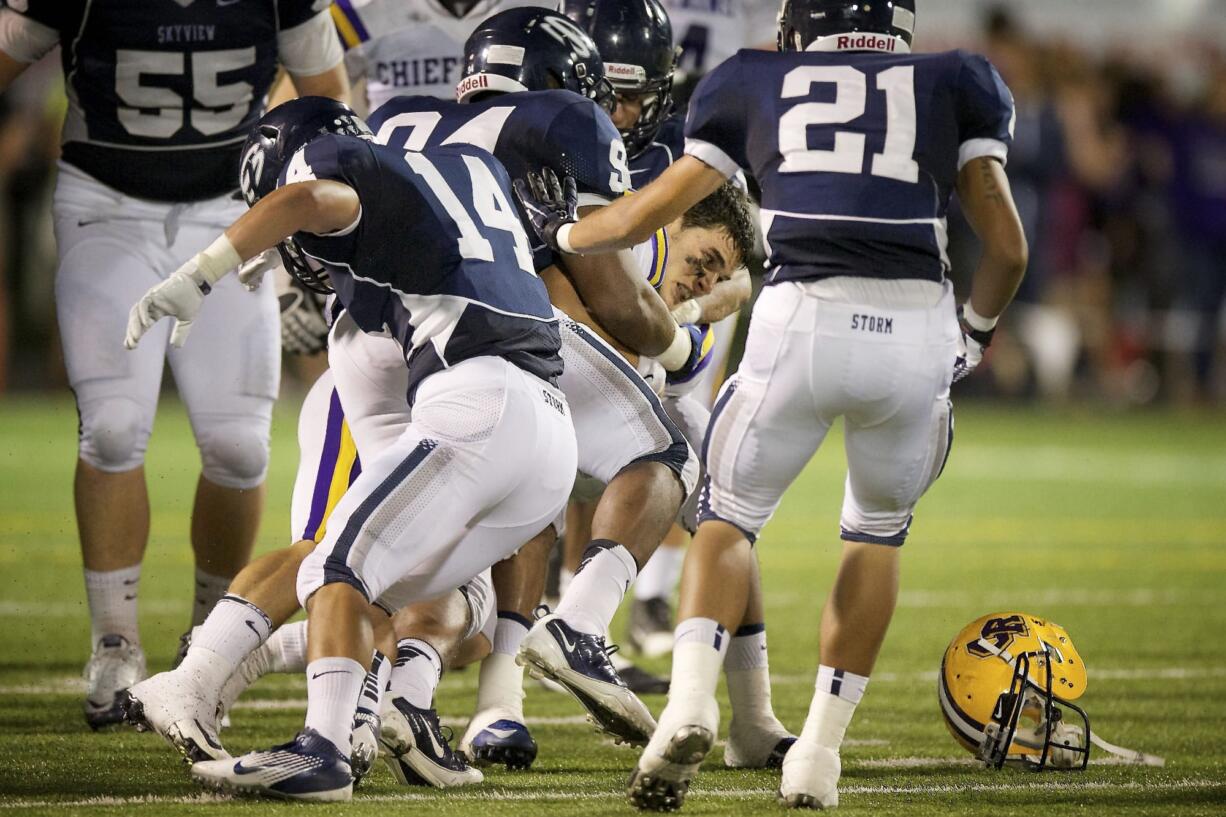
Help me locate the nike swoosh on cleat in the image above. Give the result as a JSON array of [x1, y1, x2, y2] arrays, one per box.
[[555, 627, 578, 653], [417, 715, 447, 758]]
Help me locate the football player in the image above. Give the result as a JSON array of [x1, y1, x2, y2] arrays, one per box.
[[123, 97, 577, 801], [368, 7, 707, 760], [514, 0, 1029, 808], [0, 0, 348, 729], [329, 0, 547, 110], [661, 0, 778, 95]]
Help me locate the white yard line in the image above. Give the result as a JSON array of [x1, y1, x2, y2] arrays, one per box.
[[0, 778, 1219, 809]]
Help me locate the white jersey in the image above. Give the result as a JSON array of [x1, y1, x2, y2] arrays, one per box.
[[661, 0, 778, 80], [331, 0, 548, 110]]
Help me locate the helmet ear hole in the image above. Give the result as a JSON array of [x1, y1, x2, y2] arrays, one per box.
[[259, 125, 279, 140]]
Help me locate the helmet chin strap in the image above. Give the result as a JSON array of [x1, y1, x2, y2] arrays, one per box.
[[1089, 731, 1166, 767]]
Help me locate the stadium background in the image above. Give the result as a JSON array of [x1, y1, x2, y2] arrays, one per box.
[[1, 1, 1224, 814]]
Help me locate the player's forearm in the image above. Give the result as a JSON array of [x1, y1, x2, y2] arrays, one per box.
[[958, 158, 1028, 320], [225, 181, 360, 264], [679, 268, 752, 325], [565, 157, 726, 254], [290, 64, 351, 106], [565, 251, 677, 356]]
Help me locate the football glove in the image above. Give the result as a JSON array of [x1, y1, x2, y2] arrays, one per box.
[[665, 323, 713, 390], [276, 265, 330, 356], [635, 355, 667, 396], [512, 168, 578, 253], [953, 305, 996, 383], [125, 261, 208, 349], [236, 248, 280, 291]]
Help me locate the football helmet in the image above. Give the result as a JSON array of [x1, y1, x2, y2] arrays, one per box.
[[777, 0, 916, 54], [239, 97, 371, 292], [939, 612, 1091, 771], [560, 0, 677, 157], [457, 8, 615, 114]]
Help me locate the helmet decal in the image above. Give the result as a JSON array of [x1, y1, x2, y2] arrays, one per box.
[[967, 614, 1030, 659], [536, 14, 595, 59]]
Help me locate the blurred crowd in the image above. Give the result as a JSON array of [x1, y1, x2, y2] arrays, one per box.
[[1, 6, 1224, 406]]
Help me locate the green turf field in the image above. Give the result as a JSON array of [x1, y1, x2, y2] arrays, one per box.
[[1, 394, 1224, 816]]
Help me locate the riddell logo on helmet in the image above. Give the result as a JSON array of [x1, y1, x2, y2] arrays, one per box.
[[837, 34, 897, 51], [455, 74, 488, 98]]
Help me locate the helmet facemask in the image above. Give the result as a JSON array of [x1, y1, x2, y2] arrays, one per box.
[[981, 647, 1091, 771], [608, 68, 674, 157]]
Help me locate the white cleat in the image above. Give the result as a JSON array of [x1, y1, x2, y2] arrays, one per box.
[[379, 697, 484, 788], [724, 714, 797, 769], [83, 634, 146, 730], [778, 742, 840, 809], [121, 669, 228, 763], [350, 706, 381, 786], [626, 696, 718, 812]]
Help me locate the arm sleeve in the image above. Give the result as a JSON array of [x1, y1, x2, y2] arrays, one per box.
[[278, 7, 345, 76], [683, 55, 749, 179], [955, 52, 1015, 171], [546, 98, 632, 207], [0, 6, 58, 63]]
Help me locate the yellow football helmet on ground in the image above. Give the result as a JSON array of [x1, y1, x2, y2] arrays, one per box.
[[939, 612, 1091, 771]]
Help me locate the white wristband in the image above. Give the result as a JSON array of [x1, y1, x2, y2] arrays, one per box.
[[192, 234, 243, 287], [671, 299, 703, 326], [962, 302, 998, 332], [657, 323, 694, 372], [555, 222, 577, 255]]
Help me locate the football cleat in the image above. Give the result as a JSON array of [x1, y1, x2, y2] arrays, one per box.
[[170, 628, 194, 670], [217, 640, 278, 729], [379, 697, 483, 788], [120, 669, 227, 763], [459, 711, 539, 770], [724, 716, 797, 769], [190, 728, 352, 802], [777, 742, 840, 810], [627, 695, 718, 812], [83, 634, 146, 730], [627, 597, 674, 658], [350, 706, 381, 786], [518, 613, 657, 746], [612, 653, 670, 695]]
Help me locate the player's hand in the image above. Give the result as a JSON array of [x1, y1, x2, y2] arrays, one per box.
[[952, 305, 995, 383], [635, 355, 667, 396], [277, 264, 331, 355], [665, 323, 712, 388], [124, 264, 207, 350], [513, 168, 578, 252], [236, 248, 279, 291]]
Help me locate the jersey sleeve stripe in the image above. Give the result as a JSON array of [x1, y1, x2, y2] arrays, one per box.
[[647, 228, 668, 290], [684, 138, 741, 180], [330, 0, 370, 50], [957, 138, 1009, 171]]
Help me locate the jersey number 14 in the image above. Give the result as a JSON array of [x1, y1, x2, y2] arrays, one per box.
[[779, 65, 918, 183]]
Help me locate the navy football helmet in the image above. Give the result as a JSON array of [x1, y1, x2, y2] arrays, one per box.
[[778, 0, 916, 53], [560, 0, 677, 157], [239, 96, 371, 292], [457, 7, 615, 114]]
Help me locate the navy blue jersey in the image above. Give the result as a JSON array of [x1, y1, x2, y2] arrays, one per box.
[[367, 90, 631, 271], [629, 112, 686, 188], [5, 0, 324, 201], [283, 134, 562, 398], [685, 49, 1014, 284]]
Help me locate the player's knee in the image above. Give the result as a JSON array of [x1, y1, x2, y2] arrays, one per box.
[[198, 419, 270, 489], [78, 397, 151, 472]]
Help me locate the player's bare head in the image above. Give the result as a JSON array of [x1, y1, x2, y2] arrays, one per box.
[[560, 0, 677, 157], [777, 0, 916, 54], [662, 182, 756, 307], [458, 7, 615, 114]]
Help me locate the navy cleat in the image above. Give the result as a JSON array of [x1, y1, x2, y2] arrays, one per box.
[[517, 612, 656, 746], [379, 697, 483, 788], [460, 714, 539, 770], [190, 728, 353, 801]]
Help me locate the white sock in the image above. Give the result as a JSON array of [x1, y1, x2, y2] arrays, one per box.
[[390, 639, 442, 709], [725, 625, 779, 724], [492, 612, 530, 657], [558, 568, 574, 598], [178, 594, 272, 695], [191, 568, 232, 628], [634, 545, 684, 601], [266, 620, 310, 673], [84, 565, 142, 646], [670, 618, 730, 702], [304, 657, 366, 752], [800, 666, 870, 749], [554, 540, 637, 635], [357, 650, 390, 715], [474, 652, 525, 716]]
